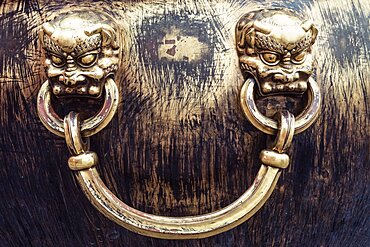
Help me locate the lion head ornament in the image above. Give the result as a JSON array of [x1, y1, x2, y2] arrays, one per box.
[[236, 9, 318, 96], [39, 10, 121, 98]]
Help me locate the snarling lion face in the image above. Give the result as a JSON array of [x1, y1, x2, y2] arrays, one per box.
[[236, 9, 318, 96], [39, 11, 120, 98]]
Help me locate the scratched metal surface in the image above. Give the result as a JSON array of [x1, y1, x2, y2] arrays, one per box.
[[0, 0, 369, 246]]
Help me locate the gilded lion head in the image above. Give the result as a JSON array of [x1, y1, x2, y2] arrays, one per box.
[[236, 9, 318, 96], [39, 10, 121, 98]]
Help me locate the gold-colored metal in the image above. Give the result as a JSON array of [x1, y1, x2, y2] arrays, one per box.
[[271, 110, 295, 153], [272, 110, 296, 153], [37, 77, 119, 137], [77, 166, 281, 239], [63, 111, 88, 154], [258, 110, 294, 169], [68, 152, 98, 171], [61, 106, 295, 239], [36, 9, 321, 240], [237, 9, 321, 135], [236, 9, 318, 96], [37, 10, 121, 138], [39, 10, 120, 98], [259, 150, 289, 169], [240, 77, 321, 135], [63, 111, 98, 171]]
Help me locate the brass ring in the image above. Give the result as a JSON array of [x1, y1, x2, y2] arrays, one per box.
[[240, 77, 321, 135], [37, 78, 119, 138], [63, 109, 295, 239]]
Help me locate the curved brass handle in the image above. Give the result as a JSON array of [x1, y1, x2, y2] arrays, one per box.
[[36, 9, 320, 239], [77, 167, 279, 239], [63, 110, 294, 239], [62, 110, 294, 239]]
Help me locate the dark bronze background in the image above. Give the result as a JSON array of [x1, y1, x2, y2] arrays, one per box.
[[0, 0, 369, 246]]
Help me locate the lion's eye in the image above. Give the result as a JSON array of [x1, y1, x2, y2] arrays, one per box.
[[51, 55, 64, 67], [292, 51, 306, 64], [78, 54, 98, 67], [260, 52, 280, 65]]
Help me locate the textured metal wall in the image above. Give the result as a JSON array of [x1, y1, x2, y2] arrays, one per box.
[[0, 0, 368, 246]]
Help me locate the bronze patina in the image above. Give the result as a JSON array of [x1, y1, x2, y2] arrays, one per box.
[[36, 8, 321, 239]]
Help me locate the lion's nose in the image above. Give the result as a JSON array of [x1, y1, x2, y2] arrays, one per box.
[[281, 53, 293, 70]]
